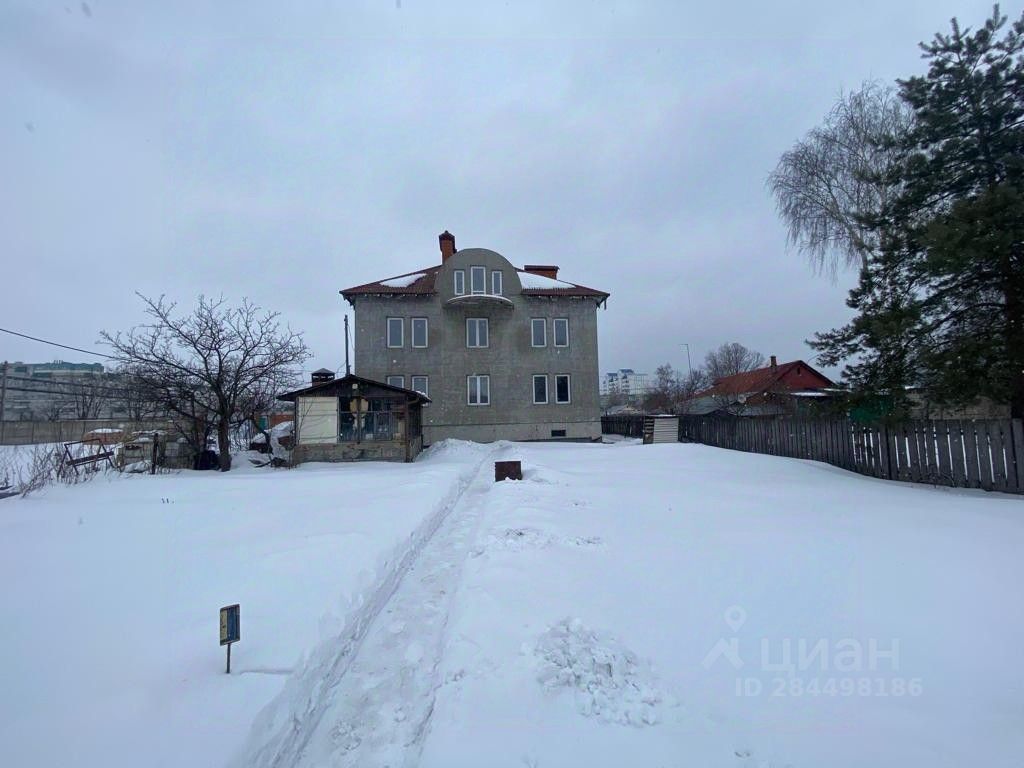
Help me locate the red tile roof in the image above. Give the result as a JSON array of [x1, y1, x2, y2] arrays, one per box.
[[340, 266, 441, 297], [694, 360, 833, 399], [340, 265, 608, 300]]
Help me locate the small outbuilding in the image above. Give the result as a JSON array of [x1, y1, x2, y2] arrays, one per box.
[[277, 372, 430, 463]]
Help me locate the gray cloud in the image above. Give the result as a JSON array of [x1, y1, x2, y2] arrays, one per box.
[[1, 0, 996, 380]]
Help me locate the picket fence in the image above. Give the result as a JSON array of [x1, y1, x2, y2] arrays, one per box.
[[601, 414, 1024, 494]]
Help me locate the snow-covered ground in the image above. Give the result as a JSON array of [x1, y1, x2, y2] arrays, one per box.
[[2, 440, 1022, 767]]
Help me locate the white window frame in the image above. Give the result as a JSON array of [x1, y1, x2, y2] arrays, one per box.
[[532, 374, 548, 404], [411, 375, 428, 398], [386, 375, 405, 388], [411, 317, 428, 348], [491, 270, 503, 295], [454, 270, 465, 296], [531, 318, 547, 347], [466, 317, 489, 348], [555, 374, 571, 404], [386, 317, 403, 348], [467, 374, 490, 406], [553, 317, 569, 347], [470, 266, 486, 295]]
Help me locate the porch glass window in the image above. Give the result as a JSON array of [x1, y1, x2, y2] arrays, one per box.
[[339, 397, 401, 441]]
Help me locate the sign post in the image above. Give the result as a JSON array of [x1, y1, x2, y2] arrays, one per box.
[[219, 604, 240, 674]]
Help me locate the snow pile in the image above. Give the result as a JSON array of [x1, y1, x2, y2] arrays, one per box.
[[484, 527, 602, 552], [380, 272, 427, 288], [534, 618, 668, 727], [516, 271, 576, 290]]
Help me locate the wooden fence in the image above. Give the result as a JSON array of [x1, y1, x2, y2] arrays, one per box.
[[601, 414, 1024, 494], [600, 414, 646, 438], [0, 418, 176, 446]]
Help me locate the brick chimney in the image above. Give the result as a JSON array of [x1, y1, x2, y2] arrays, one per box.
[[770, 355, 777, 371], [524, 264, 559, 279], [439, 230, 456, 262]]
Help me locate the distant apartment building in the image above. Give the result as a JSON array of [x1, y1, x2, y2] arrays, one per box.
[[601, 369, 649, 399], [1, 361, 125, 420]]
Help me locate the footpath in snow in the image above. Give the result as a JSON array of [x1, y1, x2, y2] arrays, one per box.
[[234, 442, 513, 767], [0, 440, 489, 768]]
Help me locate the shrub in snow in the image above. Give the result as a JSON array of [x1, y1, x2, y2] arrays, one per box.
[[534, 618, 669, 726]]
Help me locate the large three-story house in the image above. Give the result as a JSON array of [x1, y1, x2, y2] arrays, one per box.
[[340, 231, 609, 445]]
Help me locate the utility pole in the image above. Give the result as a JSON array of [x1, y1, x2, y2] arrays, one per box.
[[681, 344, 693, 379], [344, 315, 351, 375], [0, 361, 7, 445]]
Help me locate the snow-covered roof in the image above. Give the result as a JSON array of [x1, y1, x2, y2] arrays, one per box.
[[380, 272, 428, 288], [516, 271, 577, 290]]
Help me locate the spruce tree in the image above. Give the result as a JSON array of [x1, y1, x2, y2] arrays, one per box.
[[813, 6, 1024, 416]]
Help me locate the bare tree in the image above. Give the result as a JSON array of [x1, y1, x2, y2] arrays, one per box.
[[115, 365, 161, 421], [102, 295, 310, 471], [643, 364, 682, 413], [767, 81, 911, 276], [67, 377, 105, 419], [675, 367, 711, 414], [704, 342, 765, 383]]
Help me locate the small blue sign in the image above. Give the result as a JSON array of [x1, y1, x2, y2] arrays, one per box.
[[220, 604, 240, 646]]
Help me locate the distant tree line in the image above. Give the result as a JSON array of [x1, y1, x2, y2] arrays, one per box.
[[769, 7, 1024, 418]]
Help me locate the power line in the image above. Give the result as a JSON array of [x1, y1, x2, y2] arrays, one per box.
[[0, 326, 115, 359]]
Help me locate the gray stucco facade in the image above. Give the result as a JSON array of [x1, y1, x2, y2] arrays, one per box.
[[343, 243, 608, 445]]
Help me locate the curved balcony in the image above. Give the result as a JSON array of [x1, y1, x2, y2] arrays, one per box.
[[444, 293, 515, 310]]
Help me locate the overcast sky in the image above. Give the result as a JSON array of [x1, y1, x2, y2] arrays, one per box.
[[1, 0, 999, 381]]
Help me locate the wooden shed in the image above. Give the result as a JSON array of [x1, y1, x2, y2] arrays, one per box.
[[277, 373, 430, 463]]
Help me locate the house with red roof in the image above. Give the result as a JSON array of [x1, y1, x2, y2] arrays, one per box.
[[686, 356, 836, 416], [338, 231, 609, 444]]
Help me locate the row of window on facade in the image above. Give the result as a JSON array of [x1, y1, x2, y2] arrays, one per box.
[[386, 317, 569, 349], [383, 373, 572, 406], [454, 266, 502, 297]]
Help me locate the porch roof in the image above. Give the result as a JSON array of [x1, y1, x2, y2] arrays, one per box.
[[276, 373, 431, 405]]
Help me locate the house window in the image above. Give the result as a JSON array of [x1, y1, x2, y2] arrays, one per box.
[[553, 318, 569, 347], [386, 375, 405, 388], [466, 317, 489, 348], [555, 374, 571, 403], [387, 317, 403, 348], [467, 374, 490, 405], [411, 375, 428, 397], [531, 318, 546, 347], [454, 270, 465, 295], [532, 374, 548, 404], [470, 266, 486, 294], [491, 270, 503, 295], [411, 317, 428, 348]]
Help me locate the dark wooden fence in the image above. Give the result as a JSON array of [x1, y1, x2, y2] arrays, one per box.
[[600, 414, 646, 438], [601, 414, 1024, 494]]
